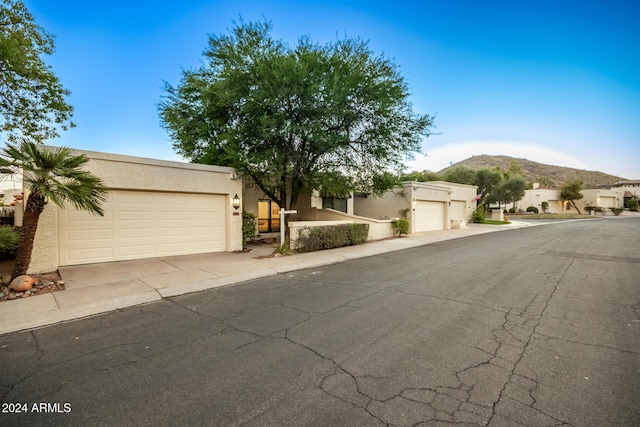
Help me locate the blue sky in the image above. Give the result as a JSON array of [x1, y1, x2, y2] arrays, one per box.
[[20, 0, 640, 180]]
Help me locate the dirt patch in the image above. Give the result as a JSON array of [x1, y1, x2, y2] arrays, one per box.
[[0, 260, 65, 303]]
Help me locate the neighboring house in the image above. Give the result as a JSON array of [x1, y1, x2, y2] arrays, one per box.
[[612, 180, 640, 208], [576, 189, 624, 212], [519, 187, 626, 213], [243, 179, 476, 238], [519, 189, 565, 213], [28, 149, 243, 274], [353, 181, 477, 233]]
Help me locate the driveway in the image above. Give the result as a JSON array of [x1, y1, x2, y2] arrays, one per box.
[[1, 218, 639, 426]]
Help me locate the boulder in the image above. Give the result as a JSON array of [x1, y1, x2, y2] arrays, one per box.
[[10, 275, 38, 292]]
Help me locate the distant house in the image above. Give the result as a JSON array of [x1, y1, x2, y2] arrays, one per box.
[[353, 181, 477, 232], [612, 180, 640, 208], [518, 185, 629, 213], [242, 178, 478, 240]]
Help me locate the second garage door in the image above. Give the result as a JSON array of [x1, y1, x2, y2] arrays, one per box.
[[415, 201, 445, 232], [59, 190, 227, 266]]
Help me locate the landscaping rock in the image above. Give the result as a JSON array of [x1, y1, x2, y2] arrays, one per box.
[[10, 275, 38, 292]]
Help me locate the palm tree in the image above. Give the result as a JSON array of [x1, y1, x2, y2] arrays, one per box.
[[0, 141, 107, 280]]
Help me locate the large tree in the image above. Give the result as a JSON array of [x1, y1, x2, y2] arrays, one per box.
[[0, 141, 106, 279], [443, 166, 476, 185], [160, 20, 433, 211], [473, 167, 504, 205], [0, 0, 74, 142], [560, 179, 584, 214], [487, 176, 527, 209]]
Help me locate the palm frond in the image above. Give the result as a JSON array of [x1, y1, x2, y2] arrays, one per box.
[[1, 141, 107, 215]]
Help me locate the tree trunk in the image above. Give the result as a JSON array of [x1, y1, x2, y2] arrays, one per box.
[[11, 193, 46, 280], [571, 200, 582, 215]]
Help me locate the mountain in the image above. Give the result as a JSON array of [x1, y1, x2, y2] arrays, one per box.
[[437, 155, 624, 189]]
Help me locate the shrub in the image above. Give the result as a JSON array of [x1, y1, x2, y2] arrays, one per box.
[[398, 208, 410, 219], [241, 211, 257, 246], [541, 201, 549, 213], [585, 205, 603, 213], [0, 226, 22, 261], [471, 206, 485, 223], [296, 224, 369, 252], [526, 206, 539, 213], [348, 223, 369, 245], [508, 207, 516, 213], [391, 219, 410, 236], [629, 198, 639, 211], [611, 207, 624, 216]]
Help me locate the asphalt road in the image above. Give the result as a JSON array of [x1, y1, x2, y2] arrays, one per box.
[[1, 218, 639, 426]]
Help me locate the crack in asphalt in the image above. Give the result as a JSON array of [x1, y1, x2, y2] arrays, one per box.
[[485, 259, 578, 427], [165, 268, 585, 426]]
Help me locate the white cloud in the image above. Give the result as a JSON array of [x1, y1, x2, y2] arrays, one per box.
[[407, 141, 589, 173]]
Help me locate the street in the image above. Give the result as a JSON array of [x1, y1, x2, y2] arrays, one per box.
[[1, 218, 639, 426]]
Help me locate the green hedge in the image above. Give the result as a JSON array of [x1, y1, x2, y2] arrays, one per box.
[[295, 224, 369, 252]]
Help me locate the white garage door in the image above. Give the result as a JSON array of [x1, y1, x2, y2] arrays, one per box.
[[59, 190, 227, 266], [415, 201, 445, 232], [450, 200, 466, 221], [599, 197, 616, 208]]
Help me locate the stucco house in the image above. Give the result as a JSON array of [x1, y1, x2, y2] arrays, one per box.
[[519, 189, 566, 213], [353, 181, 477, 232], [243, 178, 478, 239], [612, 180, 640, 208], [25, 149, 243, 274], [519, 187, 625, 213]]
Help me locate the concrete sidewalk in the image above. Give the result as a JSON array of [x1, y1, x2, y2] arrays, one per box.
[[0, 221, 538, 335]]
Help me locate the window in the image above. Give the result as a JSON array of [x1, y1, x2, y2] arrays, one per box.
[[322, 198, 348, 213], [258, 200, 280, 232]]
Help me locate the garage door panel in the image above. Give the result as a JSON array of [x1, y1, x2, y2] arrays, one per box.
[[67, 229, 113, 241], [117, 245, 156, 257], [68, 248, 114, 262], [415, 201, 445, 232], [59, 190, 228, 266]]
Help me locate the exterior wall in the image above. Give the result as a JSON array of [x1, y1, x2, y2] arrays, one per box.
[[29, 148, 243, 273], [353, 189, 410, 220], [300, 208, 394, 241]]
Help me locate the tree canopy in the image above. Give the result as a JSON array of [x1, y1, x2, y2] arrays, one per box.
[[486, 176, 527, 208], [442, 166, 475, 185], [160, 20, 433, 210], [0, 0, 74, 142], [400, 170, 442, 182]]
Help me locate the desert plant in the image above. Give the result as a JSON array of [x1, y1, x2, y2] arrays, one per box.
[[391, 219, 410, 236], [0, 142, 107, 280], [0, 225, 21, 255], [398, 208, 410, 219], [526, 206, 539, 213], [471, 205, 485, 223]]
